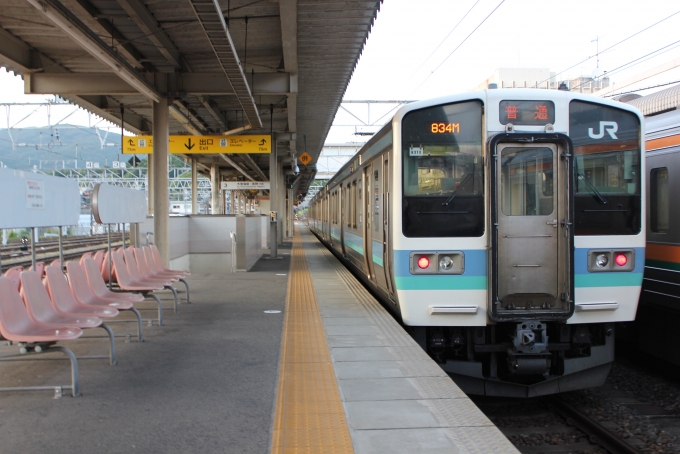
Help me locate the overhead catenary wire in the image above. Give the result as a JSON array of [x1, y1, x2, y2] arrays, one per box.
[[409, 0, 481, 79], [410, 0, 506, 96], [534, 8, 680, 88], [603, 79, 680, 98], [570, 39, 680, 92]]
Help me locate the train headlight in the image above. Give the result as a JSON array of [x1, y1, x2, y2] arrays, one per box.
[[410, 251, 464, 274], [439, 256, 454, 270], [588, 249, 635, 272], [595, 254, 609, 268]]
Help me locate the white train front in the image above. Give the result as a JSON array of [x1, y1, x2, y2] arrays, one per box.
[[309, 89, 645, 397]]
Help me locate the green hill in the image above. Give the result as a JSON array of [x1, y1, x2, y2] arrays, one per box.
[[0, 126, 143, 170]]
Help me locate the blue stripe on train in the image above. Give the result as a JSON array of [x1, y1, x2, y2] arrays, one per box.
[[394, 249, 487, 277], [573, 247, 644, 287]]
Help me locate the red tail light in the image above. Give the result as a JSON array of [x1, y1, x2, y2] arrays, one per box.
[[417, 257, 430, 269], [615, 254, 628, 267]]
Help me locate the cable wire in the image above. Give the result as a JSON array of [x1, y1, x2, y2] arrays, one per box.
[[409, 0, 481, 78], [534, 8, 680, 88], [570, 39, 680, 92], [410, 0, 506, 96]]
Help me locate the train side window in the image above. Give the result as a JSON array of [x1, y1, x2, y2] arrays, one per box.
[[651, 167, 669, 233]]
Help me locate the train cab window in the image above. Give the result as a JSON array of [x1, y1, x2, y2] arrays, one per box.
[[570, 101, 641, 235], [651, 167, 669, 233], [401, 100, 484, 237]]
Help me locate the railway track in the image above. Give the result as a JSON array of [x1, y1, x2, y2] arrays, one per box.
[[1, 234, 124, 271], [472, 394, 642, 453]]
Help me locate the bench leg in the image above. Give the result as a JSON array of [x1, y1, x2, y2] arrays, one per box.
[[148, 294, 163, 326], [99, 323, 117, 365], [164, 285, 179, 314], [52, 347, 80, 397], [128, 307, 144, 342], [179, 278, 190, 304]]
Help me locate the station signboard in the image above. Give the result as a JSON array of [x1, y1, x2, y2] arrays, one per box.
[[220, 181, 270, 190], [123, 135, 271, 154]]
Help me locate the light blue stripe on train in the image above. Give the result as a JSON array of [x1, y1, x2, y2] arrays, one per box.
[[393, 249, 487, 291], [574, 247, 644, 288], [343, 232, 384, 267]]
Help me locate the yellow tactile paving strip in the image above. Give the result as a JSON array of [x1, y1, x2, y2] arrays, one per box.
[[271, 229, 354, 454]]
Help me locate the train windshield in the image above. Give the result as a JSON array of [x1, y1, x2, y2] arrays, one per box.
[[402, 100, 484, 237], [569, 101, 641, 235]]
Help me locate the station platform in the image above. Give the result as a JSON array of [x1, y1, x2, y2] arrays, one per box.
[[0, 226, 516, 454]]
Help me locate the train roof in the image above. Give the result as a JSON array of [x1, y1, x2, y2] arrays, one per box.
[[624, 84, 680, 117]]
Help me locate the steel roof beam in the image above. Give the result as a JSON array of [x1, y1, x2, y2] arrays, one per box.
[[68, 0, 149, 71], [188, 0, 262, 129], [239, 154, 268, 181], [219, 154, 256, 182], [0, 25, 149, 134], [115, 0, 183, 70], [24, 0, 162, 102], [197, 96, 226, 130], [279, 0, 299, 158], [169, 105, 204, 136], [172, 100, 211, 134], [24, 72, 295, 96]]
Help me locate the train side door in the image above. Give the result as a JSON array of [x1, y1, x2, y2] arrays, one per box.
[[493, 142, 571, 317], [340, 184, 346, 256], [363, 166, 375, 281], [383, 154, 394, 296], [371, 162, 388, 290]]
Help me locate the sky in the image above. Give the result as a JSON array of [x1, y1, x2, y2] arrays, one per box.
[[2, 0, 680, 144], [329, 0, 680, 142]]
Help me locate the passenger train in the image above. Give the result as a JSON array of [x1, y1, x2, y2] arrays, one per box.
[[309, 89, 645, 397], [629, 89, 680, 366]]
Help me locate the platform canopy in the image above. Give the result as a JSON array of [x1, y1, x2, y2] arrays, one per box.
[[0, 0, 381, 196]]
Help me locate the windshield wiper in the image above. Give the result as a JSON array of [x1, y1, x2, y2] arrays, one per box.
[[577, 173, 607, 205], [442, 173, 474, 206]]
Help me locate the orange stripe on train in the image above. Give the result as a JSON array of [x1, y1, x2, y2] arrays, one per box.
[[646, 243, 680, 263], [647, 135, 680, 152]]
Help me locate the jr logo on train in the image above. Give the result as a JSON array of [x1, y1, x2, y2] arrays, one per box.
[[309, 89, 644, 397]]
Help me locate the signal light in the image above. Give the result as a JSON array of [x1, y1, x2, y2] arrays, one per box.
[[615, 254, 628, 267], [417, 257, 430, 269]]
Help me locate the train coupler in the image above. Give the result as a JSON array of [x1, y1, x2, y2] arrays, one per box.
[[507, 320, 551, 375]]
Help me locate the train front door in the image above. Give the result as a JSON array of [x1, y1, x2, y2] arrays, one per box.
[[494, 142, 570, 315]]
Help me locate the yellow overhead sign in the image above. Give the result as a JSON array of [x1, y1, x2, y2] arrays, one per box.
[[122, 135, 271, 154]]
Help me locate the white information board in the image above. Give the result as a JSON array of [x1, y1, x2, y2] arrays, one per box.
[[92, 184, 147, 224], [0, 168, 80, 229], [220, 181, 270, 190]]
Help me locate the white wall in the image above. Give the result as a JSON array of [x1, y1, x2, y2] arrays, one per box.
[[139, 215, 266, 263]]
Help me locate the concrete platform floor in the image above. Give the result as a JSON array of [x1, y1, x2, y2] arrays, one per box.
[[0, 244, 291, 454]]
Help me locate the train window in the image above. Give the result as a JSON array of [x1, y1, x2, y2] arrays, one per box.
[[500, 147, 554, 216], [570, 101, 641, 235], [651, 167, 669, 233], [401, 100, 484, 237]]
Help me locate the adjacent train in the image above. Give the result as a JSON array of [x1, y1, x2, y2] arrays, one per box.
[[309, 89, 645, 397], [627, 86, 680, 365]]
